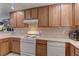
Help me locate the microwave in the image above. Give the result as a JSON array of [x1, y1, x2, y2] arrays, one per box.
[[69, 30, 79, 41]]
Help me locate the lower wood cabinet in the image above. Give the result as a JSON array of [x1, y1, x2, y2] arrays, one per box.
[[65, 43, 79, 56], [36, 40, 47, 56], [0, 38, 20, 56], [11, 38, 20, 54], [0, 39, 10, 56], [65, 43, 75, 56], [69, 43, 75, 56], [65, 43, 70, 56], [75, 47, 79, 56]]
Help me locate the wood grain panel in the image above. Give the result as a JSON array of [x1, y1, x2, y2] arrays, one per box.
[[61, 4, 73, 26], [16, 11, 24, 28], [49, 4, 61, 26], [36, 40, 47, 56], [25, 9, 31, 19], [38, 6, 49, 27], [75, 3, 79, 26], [31, 8, 38, 19], [65, 43, 70, 56], [70, 43, 75, 56], [10, 12, 17, 28]]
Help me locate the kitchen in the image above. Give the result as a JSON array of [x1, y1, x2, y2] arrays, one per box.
[[0, 3, 79, 56]]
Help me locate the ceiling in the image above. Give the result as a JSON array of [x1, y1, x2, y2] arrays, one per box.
[[0, 3, 52, 19]]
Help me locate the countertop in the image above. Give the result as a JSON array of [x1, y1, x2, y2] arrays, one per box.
[[0, 32, 79, 49]]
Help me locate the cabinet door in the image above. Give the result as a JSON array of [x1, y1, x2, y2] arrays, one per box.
[[75, 3, 79, 26], [10, 12, 17, 28], [11, 39, 20, 54], [16, 11, 24, 28], [65, 43, 70, 56], [36, 40, 47, 56], [0, 40, 10, 56], [49, 4, 61, 26], [75, 47, 79, 56], [38, 6, 49, 27], [70, 44, 75, 56], [61, 4, 73, 26], [31, 8, 38, 19], [36, 44, 47, 56], [25, 9, 31, 19]]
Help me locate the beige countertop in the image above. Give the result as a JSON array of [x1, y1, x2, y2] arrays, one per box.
[[0, 32, 79, 49]]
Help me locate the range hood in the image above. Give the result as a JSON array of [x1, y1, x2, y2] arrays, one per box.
[[23, 19, 38, 24]]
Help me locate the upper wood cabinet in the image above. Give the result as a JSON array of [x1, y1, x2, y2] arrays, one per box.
[[74, 3, 79, 26], [25, 8, 38, 19], [49, 4, 61, 27], [31, 8, 38, 19], [38, 6, 49, 27], [10, 12, 17, 28], [10, 4, 75, 27], [10, 11, 24, 28], [25, 9, 31, 19], [16, 11, 25, 28], [60, 4, 73, 26]]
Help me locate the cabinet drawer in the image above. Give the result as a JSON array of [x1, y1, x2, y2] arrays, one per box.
[[47, 41, 65, 47], [36, 39, 47, 45]]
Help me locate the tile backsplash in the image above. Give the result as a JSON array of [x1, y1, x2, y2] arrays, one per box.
[[14, 27, 73, 38], [38, 27, 73, 38]]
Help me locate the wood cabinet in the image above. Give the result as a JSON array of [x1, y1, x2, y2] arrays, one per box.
[[10, 12, 17, 28], [11, 38, 20, 54], [36, 40, 47, 56], [74, 3, 79, 26], [38, 6, 49, 27], [25, 9, 31, 19], [0, 38, 20, 56], [16, 11, 25, 28], [0, 39, 10, 56], [75, 47, 79, 56], [10, 4, 76, 27], [10, 11, 24, 28], [69, 43, 75, 56], [65, 43, 70, 56], [31, 8, 38, 19], [49, 4, 61, 27], [61, 4, 73, 26]]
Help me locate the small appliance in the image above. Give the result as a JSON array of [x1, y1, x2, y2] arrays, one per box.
[[0, 22, 4, 31], [69, 29, 79, 41]]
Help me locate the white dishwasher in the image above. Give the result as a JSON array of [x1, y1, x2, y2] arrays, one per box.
[[21, 37, 36, 56], [47, 41, 65, 56]]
